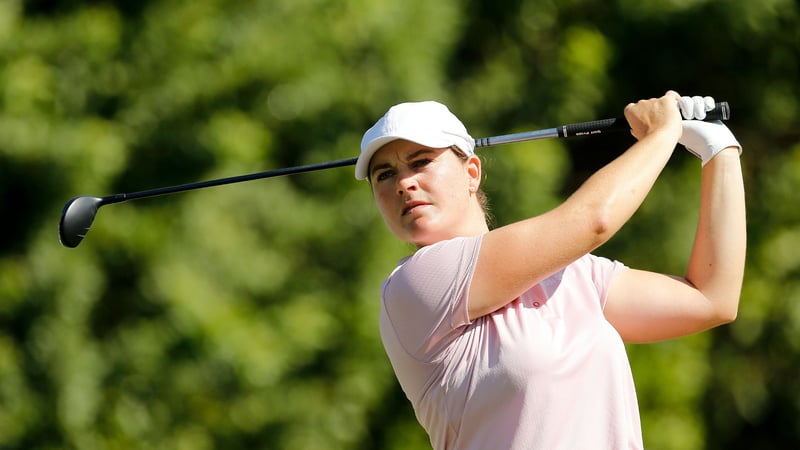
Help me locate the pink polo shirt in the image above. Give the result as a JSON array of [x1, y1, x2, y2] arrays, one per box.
[[379, 235, 642, 450]]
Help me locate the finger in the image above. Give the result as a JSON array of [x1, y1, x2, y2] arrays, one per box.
[[665, 90, 681, 101], [703, 96, 715, 112], [692, 96, 706, 120], [679, 96, 694, 119]]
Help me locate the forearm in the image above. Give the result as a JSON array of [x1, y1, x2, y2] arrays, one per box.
[[564, 93, 683, 245], [567, 129, 677, 244], [685, 148, 746, 321]]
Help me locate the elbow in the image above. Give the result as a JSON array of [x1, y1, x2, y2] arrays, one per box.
[[587, 205, 615, 244], [563, 199, 622, 250], [712, 299, 740, 325], [718, 307, 738, 325], [562, 193, 622, 248]]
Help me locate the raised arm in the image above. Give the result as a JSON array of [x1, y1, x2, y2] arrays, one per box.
[[603, 98, 746, 342], [467, 91, 684, 320]]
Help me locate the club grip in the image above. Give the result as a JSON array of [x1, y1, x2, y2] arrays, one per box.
[[704, 101, 730, 121], [559, 101, 730, 138], [559, 118, 625, 137]]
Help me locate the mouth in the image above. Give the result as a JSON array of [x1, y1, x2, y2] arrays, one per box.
[[402, 201, 430, 216]]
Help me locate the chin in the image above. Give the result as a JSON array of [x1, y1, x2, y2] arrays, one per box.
[[408, 229, 452, 248], [397, 217, 454, 248]]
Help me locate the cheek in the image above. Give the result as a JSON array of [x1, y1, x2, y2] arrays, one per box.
[[433, 167, 470, 201], [372, 186, 395, 217]]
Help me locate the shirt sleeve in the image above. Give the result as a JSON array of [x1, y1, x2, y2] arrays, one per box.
[[380, 235, 483, 362], [585, 254, 628, 309]]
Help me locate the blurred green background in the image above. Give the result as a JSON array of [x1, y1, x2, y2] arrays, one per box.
[[1, 0, 798, 448]]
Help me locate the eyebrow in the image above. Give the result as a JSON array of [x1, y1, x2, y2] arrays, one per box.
[[369, 162, 392, 179], [369, 148, 437, 179]]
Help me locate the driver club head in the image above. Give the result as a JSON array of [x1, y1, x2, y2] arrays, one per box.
[[59, 196, 105, 248]]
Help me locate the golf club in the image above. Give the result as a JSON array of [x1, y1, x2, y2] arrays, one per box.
[[59, 102, 730, 248]]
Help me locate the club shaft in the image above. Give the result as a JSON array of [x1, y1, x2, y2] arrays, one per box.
[[101, 157, 360, 205], [475, 127, 560, 147]]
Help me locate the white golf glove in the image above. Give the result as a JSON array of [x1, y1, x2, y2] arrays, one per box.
[[678, 95, 741, 166]]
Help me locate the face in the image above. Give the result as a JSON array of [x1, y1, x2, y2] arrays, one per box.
[[368, 139, 484, 247]]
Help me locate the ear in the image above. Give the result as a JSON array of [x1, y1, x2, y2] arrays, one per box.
[[465, 155, 482, 192]]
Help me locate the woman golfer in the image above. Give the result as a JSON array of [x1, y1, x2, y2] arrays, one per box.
[[355, 91, 746, 449]]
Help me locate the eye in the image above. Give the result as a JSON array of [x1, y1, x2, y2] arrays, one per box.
[[375, 169, 394, 182], [410, 158, 432, 169]]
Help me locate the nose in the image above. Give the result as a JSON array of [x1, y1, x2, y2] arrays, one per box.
[[396, 170, 418, 195]]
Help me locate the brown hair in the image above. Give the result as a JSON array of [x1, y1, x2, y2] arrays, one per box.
[[449, 146, 495, 228]]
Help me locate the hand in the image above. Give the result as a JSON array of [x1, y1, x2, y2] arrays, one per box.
[[624, 91, 682, 142], [678, 95, 741, 166]]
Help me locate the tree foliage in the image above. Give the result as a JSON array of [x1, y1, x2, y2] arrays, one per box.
[[1, 0, 798, 448]]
